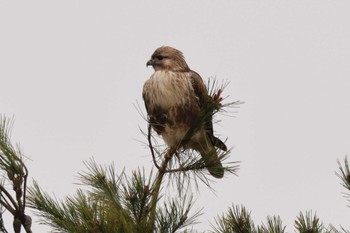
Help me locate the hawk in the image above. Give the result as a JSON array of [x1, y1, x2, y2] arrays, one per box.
[[143, 46, 227, 178]]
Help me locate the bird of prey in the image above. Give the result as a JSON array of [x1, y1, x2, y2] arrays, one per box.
[[143, 46, 227, 178]]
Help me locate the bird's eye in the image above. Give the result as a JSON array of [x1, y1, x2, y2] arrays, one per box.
[[157, 55, 164, 60]]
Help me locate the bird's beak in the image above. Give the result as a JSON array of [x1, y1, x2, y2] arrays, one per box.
[[146, 59, 154, 67]]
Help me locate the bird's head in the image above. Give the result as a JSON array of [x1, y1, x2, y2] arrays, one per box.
[[147, 46, 190, 72]]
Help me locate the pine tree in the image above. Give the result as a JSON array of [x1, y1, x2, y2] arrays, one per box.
[[0, 117, 32, 233], [0, 81, 349, 232], [25, 81, 240, 233]]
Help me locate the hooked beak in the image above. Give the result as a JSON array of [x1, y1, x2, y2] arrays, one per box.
[[146, 59, 154, 67]]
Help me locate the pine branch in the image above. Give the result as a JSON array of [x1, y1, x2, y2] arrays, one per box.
[[328, 225, 350, 233], [294, 211, 323, 233], [78, 159, 124, 211], [29, 179, 133, 233], [0, 116, 32, 233], [258, 216, 286, 233], [156, 194, 202, 233], [0, 202, 9, 233], [0, 185, 16, 215], [336, 156, 350, 207], [211, 204, 256, 233], [27, 181, 74, 232], [149, 151, 173, 233], [121, 169, 153, 232], [29, 160, 162, 233]]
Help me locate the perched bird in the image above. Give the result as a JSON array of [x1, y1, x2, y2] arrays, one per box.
[[143, 46, 227, 178]]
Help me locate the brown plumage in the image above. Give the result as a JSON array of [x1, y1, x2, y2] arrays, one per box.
[[143, 46, 227, 178]]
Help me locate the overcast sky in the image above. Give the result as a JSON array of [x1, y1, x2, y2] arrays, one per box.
[[1, 1, 350, 232]]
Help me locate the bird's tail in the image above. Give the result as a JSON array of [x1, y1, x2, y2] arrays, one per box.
[[211, 136, 227, 151], [198, 144, 224, 179]]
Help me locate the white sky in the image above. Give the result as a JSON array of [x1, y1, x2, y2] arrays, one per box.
[[1, 1, 350, 232]]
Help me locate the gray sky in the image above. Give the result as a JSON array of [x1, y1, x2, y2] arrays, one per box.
[[1, 1, 350, 232]]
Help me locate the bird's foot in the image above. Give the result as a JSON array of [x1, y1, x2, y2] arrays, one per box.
[[164, 149, 172, 159], [164, 148, 177, 159]]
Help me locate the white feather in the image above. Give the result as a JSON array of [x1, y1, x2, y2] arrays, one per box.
[[147, 71, 193, 110]]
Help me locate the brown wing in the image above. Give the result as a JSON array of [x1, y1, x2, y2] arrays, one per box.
[[189, 71, 227, 151], [142, 80, 150, 113]]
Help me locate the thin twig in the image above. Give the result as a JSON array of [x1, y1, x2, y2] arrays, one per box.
[[163, 164, 207, 174], [0, 185, 18, 212], [148, 124, 161, 170], [0, 196, 16, 215], [149, 150, 173, 232], [19, 159, 28, 216]]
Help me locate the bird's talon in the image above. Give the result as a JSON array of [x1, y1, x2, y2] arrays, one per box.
[[164, 150, 172, 159]]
